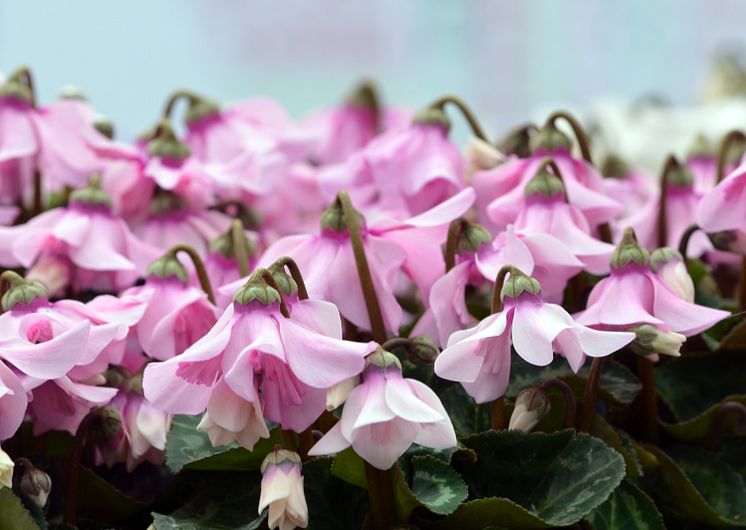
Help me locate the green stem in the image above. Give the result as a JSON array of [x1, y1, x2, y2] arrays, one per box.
[[168, 244, 216, 304], [577, 358, 605, 432], [336, 191, 387, 343], [546, 110, 593, 164], [230, 220, 250, 277], [429, 94, 489, 142], [271, 257, 310, 300], [716, 130, 746, 184]]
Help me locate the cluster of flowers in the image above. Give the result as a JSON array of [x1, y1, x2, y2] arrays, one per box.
[[0, 66, 743, 529]]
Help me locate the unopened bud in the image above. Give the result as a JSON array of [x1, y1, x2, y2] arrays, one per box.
[[0, 446, 13, 489], [26, 255, 72, 298], [412, 106, 451, 131], [508, 387, 551, 432], [93, 113, 115, 139], [408, 336, 439, 366], [270, 268, 298, 299], [233, 280, 281, 306], [631, 325, 685, 358], [496, 124, 534, 158], [326, 376, 358, 411], [465, 137, 505, 170], [18, 460, 51, 508], [651, 248, 694, 302]]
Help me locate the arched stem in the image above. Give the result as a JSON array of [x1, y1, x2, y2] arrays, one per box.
[[716, 130, 746, 184], [444, 219, 465, 272], [678, 224, 701, 259], [168, 244, 216, 304], [547, 110, 593, 164], [162, 89, 203, 120], [429, 94, 489, 142], [271, 256, 310, 300], [539, 379, 577, 429], [708, 401, 746, 448], [257, 268, 290, 318], [9, 65, 36, 106], [230, 220, 251, 277], [336, 191, 387, 343], [657, 154, 679, 248]]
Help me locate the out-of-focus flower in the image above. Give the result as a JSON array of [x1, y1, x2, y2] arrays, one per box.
[[309, 348, 456, 470], [650, 247, 695, 303], [259, 448, 308, 530], [698, 158, 746, 255], [508, 387, 551, 432], [0, 445, 13, 488]]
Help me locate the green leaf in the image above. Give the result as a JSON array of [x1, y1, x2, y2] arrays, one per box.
[[585, 479, 665, 530], [165, 415, 281, 472], [456, 430, 625, 527], [408, 455, 467, 515], [76, 466, 146, 525], [589, 414, 642, 478], [717, 317, 746, 352], [151, 471, 266, 530], [0, 488, 40, 530], [331, 447, 367, 489], [437, 383, 490, 434], [645, 444, 746, 527], [424, 497, 551, 529], [303, 457, 369, 530], [663, 395, 746, 443], [656, 352, 746, 421]]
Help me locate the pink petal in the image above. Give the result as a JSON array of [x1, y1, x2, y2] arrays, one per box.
[[384, 377, 444, 423], [0, 361, 28, 440], [351, 418, 419, 470], [308, 421, 351, 456], [652, 276, 730, 336]]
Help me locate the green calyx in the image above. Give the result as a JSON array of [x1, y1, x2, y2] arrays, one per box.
[[650, 247, 683, 271], [529, 122, 572, 154], [148, 121, 191, 161], [0, 80, 33, 104], [345, 81, 379, 111], [686, 133, 714, 160], [185, 97, 220, 124], [666, 162, 694, 187], [366, 346, 403, 371], [268, 265, 298, 298], [260, 448, 301, 473], [500, 268, 541, 300], [1, 271, 47, 311], [412, 106, 452, 131], [150, 189, 186, 216], [147, 254, 189, 283], [93, 114, 115, 139], [320, 201, 363, 233], [233, 275, 281, 306], [496, 124, 534, 158], [210, 230, 257, 261], [600, 154, 630, 179], [524, 165, 565, 198], [458, 221, 492, 253], [611, 227, 649, 269], [69, 175, 112, 207]]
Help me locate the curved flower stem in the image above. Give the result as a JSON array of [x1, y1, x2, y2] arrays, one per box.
[[258, 269, 290, 318], [230, 220, 251, 277], [444, 219, 465, 272], [429, 94, 489, 142], [271, 256, 310, 300], [539, 379, 577, 429], [546, 110, 593, 164], [577, 358, 605, 432], [336, 191, 387, 343], [708, 401, 746, 449], [489, 264, 522, 430], [657, 154, 679, 248], [168, 244, 216, 304], [637, 357, 659, 444], [63, 409, 97, 526], [162, 89, 203, 120], [716, 130, 746, 184], [364, 462, 399, 530], [32, 170, 42, 216], [211, 200, 260, 231], [381, 337, 412, 352], [536, 157, 571, 202], [678, 224, 701, 259]]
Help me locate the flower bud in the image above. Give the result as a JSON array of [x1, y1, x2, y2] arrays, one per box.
[[501, 269, 541, 300], [651, 248, 694, 302], [325, 376, 358, 411], [412, 106, 451, 131], [0, 445, 13, 489], [18, 460, 51, 508], [26, 255, 72, 298], [407, 336, 440, 366], [465, 137, 505, 170], [269, 268, 298, 299], [0, 271, 47, 312], [508, 387, 551, 432], [148, 121, 191, 161], [366, 347, 402, 371], [147, 254, 189, 283], [69, 175, 113, 208], [233, 277, 281, 306], [458, 221, 492, 253], [611, 228, 650, 269], [631, 325, 686, 358], [89, 407, 124, 445], [259, 449, 308, 530], [496, 124, 534, 158]]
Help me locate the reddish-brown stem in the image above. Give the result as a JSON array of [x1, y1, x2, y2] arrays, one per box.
[[429, 94, 489, 142], [540, 379, 577, 429], [491, 398, 506, 431], [577, 358, 605, 432], [230, 220, 250, 278], [657, 155, 679, 248], [708, 401, 746, 448], [444, 219, 465, 272], [716, 130, 746, 184], [169, 244, 216, 304], [364, 462, 400, 530], [637, 356, 659, 444], [272, 256, 310, 300], [259, 269, 290, 318], [547, 110, 593, 164]]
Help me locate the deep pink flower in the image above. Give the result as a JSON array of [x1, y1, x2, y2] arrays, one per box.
[[435, 269, 634, 403], [309, 349, 456, 470], [143, 279, 376, 443]]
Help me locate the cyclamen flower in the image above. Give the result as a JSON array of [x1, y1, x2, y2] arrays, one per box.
[[697, 157, 746, 254], [599, 155, 656, 223], [309, 349, 456, 470], [575, 228, 730, 336], [0, 180, 159, 293], [435, 267, 635, 403], [143, 274, 376, 445], [259, 449, 308, 530]]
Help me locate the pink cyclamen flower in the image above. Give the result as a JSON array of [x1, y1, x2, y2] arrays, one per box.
[[435, 267, 634, 403], [319, 107, 464, 217], [259, 449, 308, 530], [309, 348, 457, 470], [697, 157, 746, 254], [0, 182, 159, 293], [599, 157, 656, 224], [575, 228, 730, 336], [144, 275, 376, 445]]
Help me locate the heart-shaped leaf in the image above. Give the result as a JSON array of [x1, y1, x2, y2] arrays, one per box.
[[408, 455, 468, 515], [585, 479, 665, 530], [663, 395, 746, 443], [0, 488, 39, 530]]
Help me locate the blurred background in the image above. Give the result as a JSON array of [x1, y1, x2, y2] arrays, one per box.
[[2, 0, 746, 152]]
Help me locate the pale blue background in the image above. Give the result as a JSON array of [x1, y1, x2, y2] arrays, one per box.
[[1, 0, 745, 139]]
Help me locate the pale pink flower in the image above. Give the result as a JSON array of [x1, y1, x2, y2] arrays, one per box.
[[309, 349, 456, 470], [435, 269, 635, 403], [697, 158, 746, 254], [259, 449, 308, 530]]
